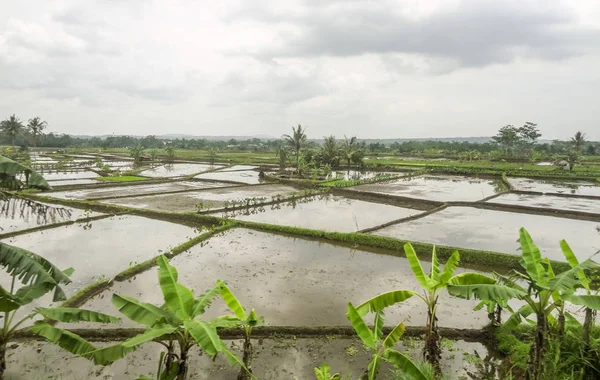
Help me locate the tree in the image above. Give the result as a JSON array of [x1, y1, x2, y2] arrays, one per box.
[[27, 117, 47, 149], [571, 131, 587, 153], [354, 244, 501, 374], [275, 145, 289, 172], [129, 146, 145, 165], [0, 243, 121, 379], [340, 136, 359, 168], [448, 228, 600, 380], [89, 256, 250, 380], [0, 115, 24, 148], [492, 125, 521, 156], [321, 136, 339, 167], [282, 125, 307, 171]]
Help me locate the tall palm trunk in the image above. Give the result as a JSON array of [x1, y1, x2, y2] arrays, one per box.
[[583, 307, 596, 346]]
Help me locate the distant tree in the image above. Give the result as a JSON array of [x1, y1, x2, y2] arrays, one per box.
[[340, 135, 359, 167], [586, 144, 596, 156], [1, 114, 24, 147], [321, 135, 339, 167], [517, 122, 541, 156], [492, 125, 521, 156], [275, 145, 288, 171], [282, 124, 308, 169], [571, 131, 587, 153], [165, 146, 176, 162], [27, 117, 47, 148], [128, 145, 145, 164]]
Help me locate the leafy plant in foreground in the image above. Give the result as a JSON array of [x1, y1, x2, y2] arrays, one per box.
[[314, 363, 341, 380], [96, 255, 250, 380], [347, 303, 429, 380], [354, 243, 500, 374], [0, 243, 120, 379], [447, 228, 600, 380]]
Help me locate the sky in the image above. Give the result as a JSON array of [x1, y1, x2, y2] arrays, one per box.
[[1, 0, 599, 140]]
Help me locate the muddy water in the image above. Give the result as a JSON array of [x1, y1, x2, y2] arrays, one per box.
[[100, 184, 298, 212], [350, 175, 503, 201], [38, 170, 98, 180], [372, 206, 600, 261], [139, 163, 223, 177], [220, 164, 260, 171], [233, 194, 422, 232], [48, 181, 234, 200], [490, 193, 600, 214], [69, 228, 490, 330], [2, 216, 198, 296], [508, 177, 600, 196], [195, 170, 268, 184], [0, 203, 98, 234], [48, 179, 99, 187], [5, 337, 487, 379], [328, 170, 397, 180]]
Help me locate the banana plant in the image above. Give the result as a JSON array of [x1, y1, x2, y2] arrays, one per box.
[[354, 243, 501, 373], [0, 243, 121, 379], [91, 255, 251, 380], [210, 283, 264, 380], [314, 363, 341, 380], [447, 228, 600, 380], [347, 303, 430, 380]]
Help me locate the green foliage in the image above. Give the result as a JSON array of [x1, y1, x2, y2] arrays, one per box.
[[0, 155, 50, 190], [314, 363, 341, 380]]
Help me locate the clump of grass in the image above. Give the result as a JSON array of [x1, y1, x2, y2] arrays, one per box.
[[95, 175, 148, 182]]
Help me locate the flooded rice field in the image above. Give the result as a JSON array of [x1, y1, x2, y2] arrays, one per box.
[[232, 194, 422, 232], [0, 203, 98, 234], [371, 206, 600, 261], [47, 180, 235, 200], [490, 193, 600, 214], [2, 215, 198, 295], [349, 175, 503, 201], [99, 184, 298, 212], [139, 163, 222, 177], [327, 170, 398, 180], [37, 170, 98, 180], [48, 178, 99, 187], [508, 177, 600, 196], [5, 337, 487, 379], [70, 228, 489, 329], [195, 169, 268, 184]]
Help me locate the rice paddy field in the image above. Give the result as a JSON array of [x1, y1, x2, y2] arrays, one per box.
[[3, 152, 600, 379]]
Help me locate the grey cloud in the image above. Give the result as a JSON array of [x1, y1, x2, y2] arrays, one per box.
[[228, 0, 599, 68]]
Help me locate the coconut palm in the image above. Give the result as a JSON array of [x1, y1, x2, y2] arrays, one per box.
[[282, 124, 307, 171], [340, 135, 358, 168], [571, 131, 587, 153], [0, 115, 24, 147], [321, 135, 339, 167], [27, 117, 47, 148]]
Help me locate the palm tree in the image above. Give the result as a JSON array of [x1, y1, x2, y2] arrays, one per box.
[[0, 114, 24, 147], [571, 131, 587, 152], [27, 117, 47, 148], [282, 124, 307, 171], [321, 135, 339, 166], [341, 135, 358, 168]]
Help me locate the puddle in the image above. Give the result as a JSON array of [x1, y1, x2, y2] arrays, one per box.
[[508, 177, 600, 196], [47, 181, 234, 200], [232, 194, 422, 232], [1, 215, 198, 296], [372, 206, 600, 261], [195, 170, 269, 184], [38, 170, 98, 180], [69, 228, 490, 329], [349, 175, 503, 201], [100, 184, 298, 212], [490, 193, 600, 214], [0, 203, 97, 234], [139, 163, 223, 177], [5, 337, 490, 380]]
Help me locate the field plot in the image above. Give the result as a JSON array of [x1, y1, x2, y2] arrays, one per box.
[[349, 175, 503, 201], [37, 170, 98, 180], [48, 178, 99, 187], [508, 177, 600, 196], [195, 169, 268, 184], [47, 180, 235, 200], [2, 215, 198, 295], [99, 184, 298, 212], [371, 206, 600, 261], [490, 193, 600, 214], [5, 337, 486, 379], [232, 194, 422, 232], [69, 228, 489, 329], [139, 163, 222, 177], [327, 170, 398, 180], [0, 203, 97, 234]]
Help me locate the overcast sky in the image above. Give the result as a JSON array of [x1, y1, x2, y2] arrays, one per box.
[[1, 0, 599, 139]]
